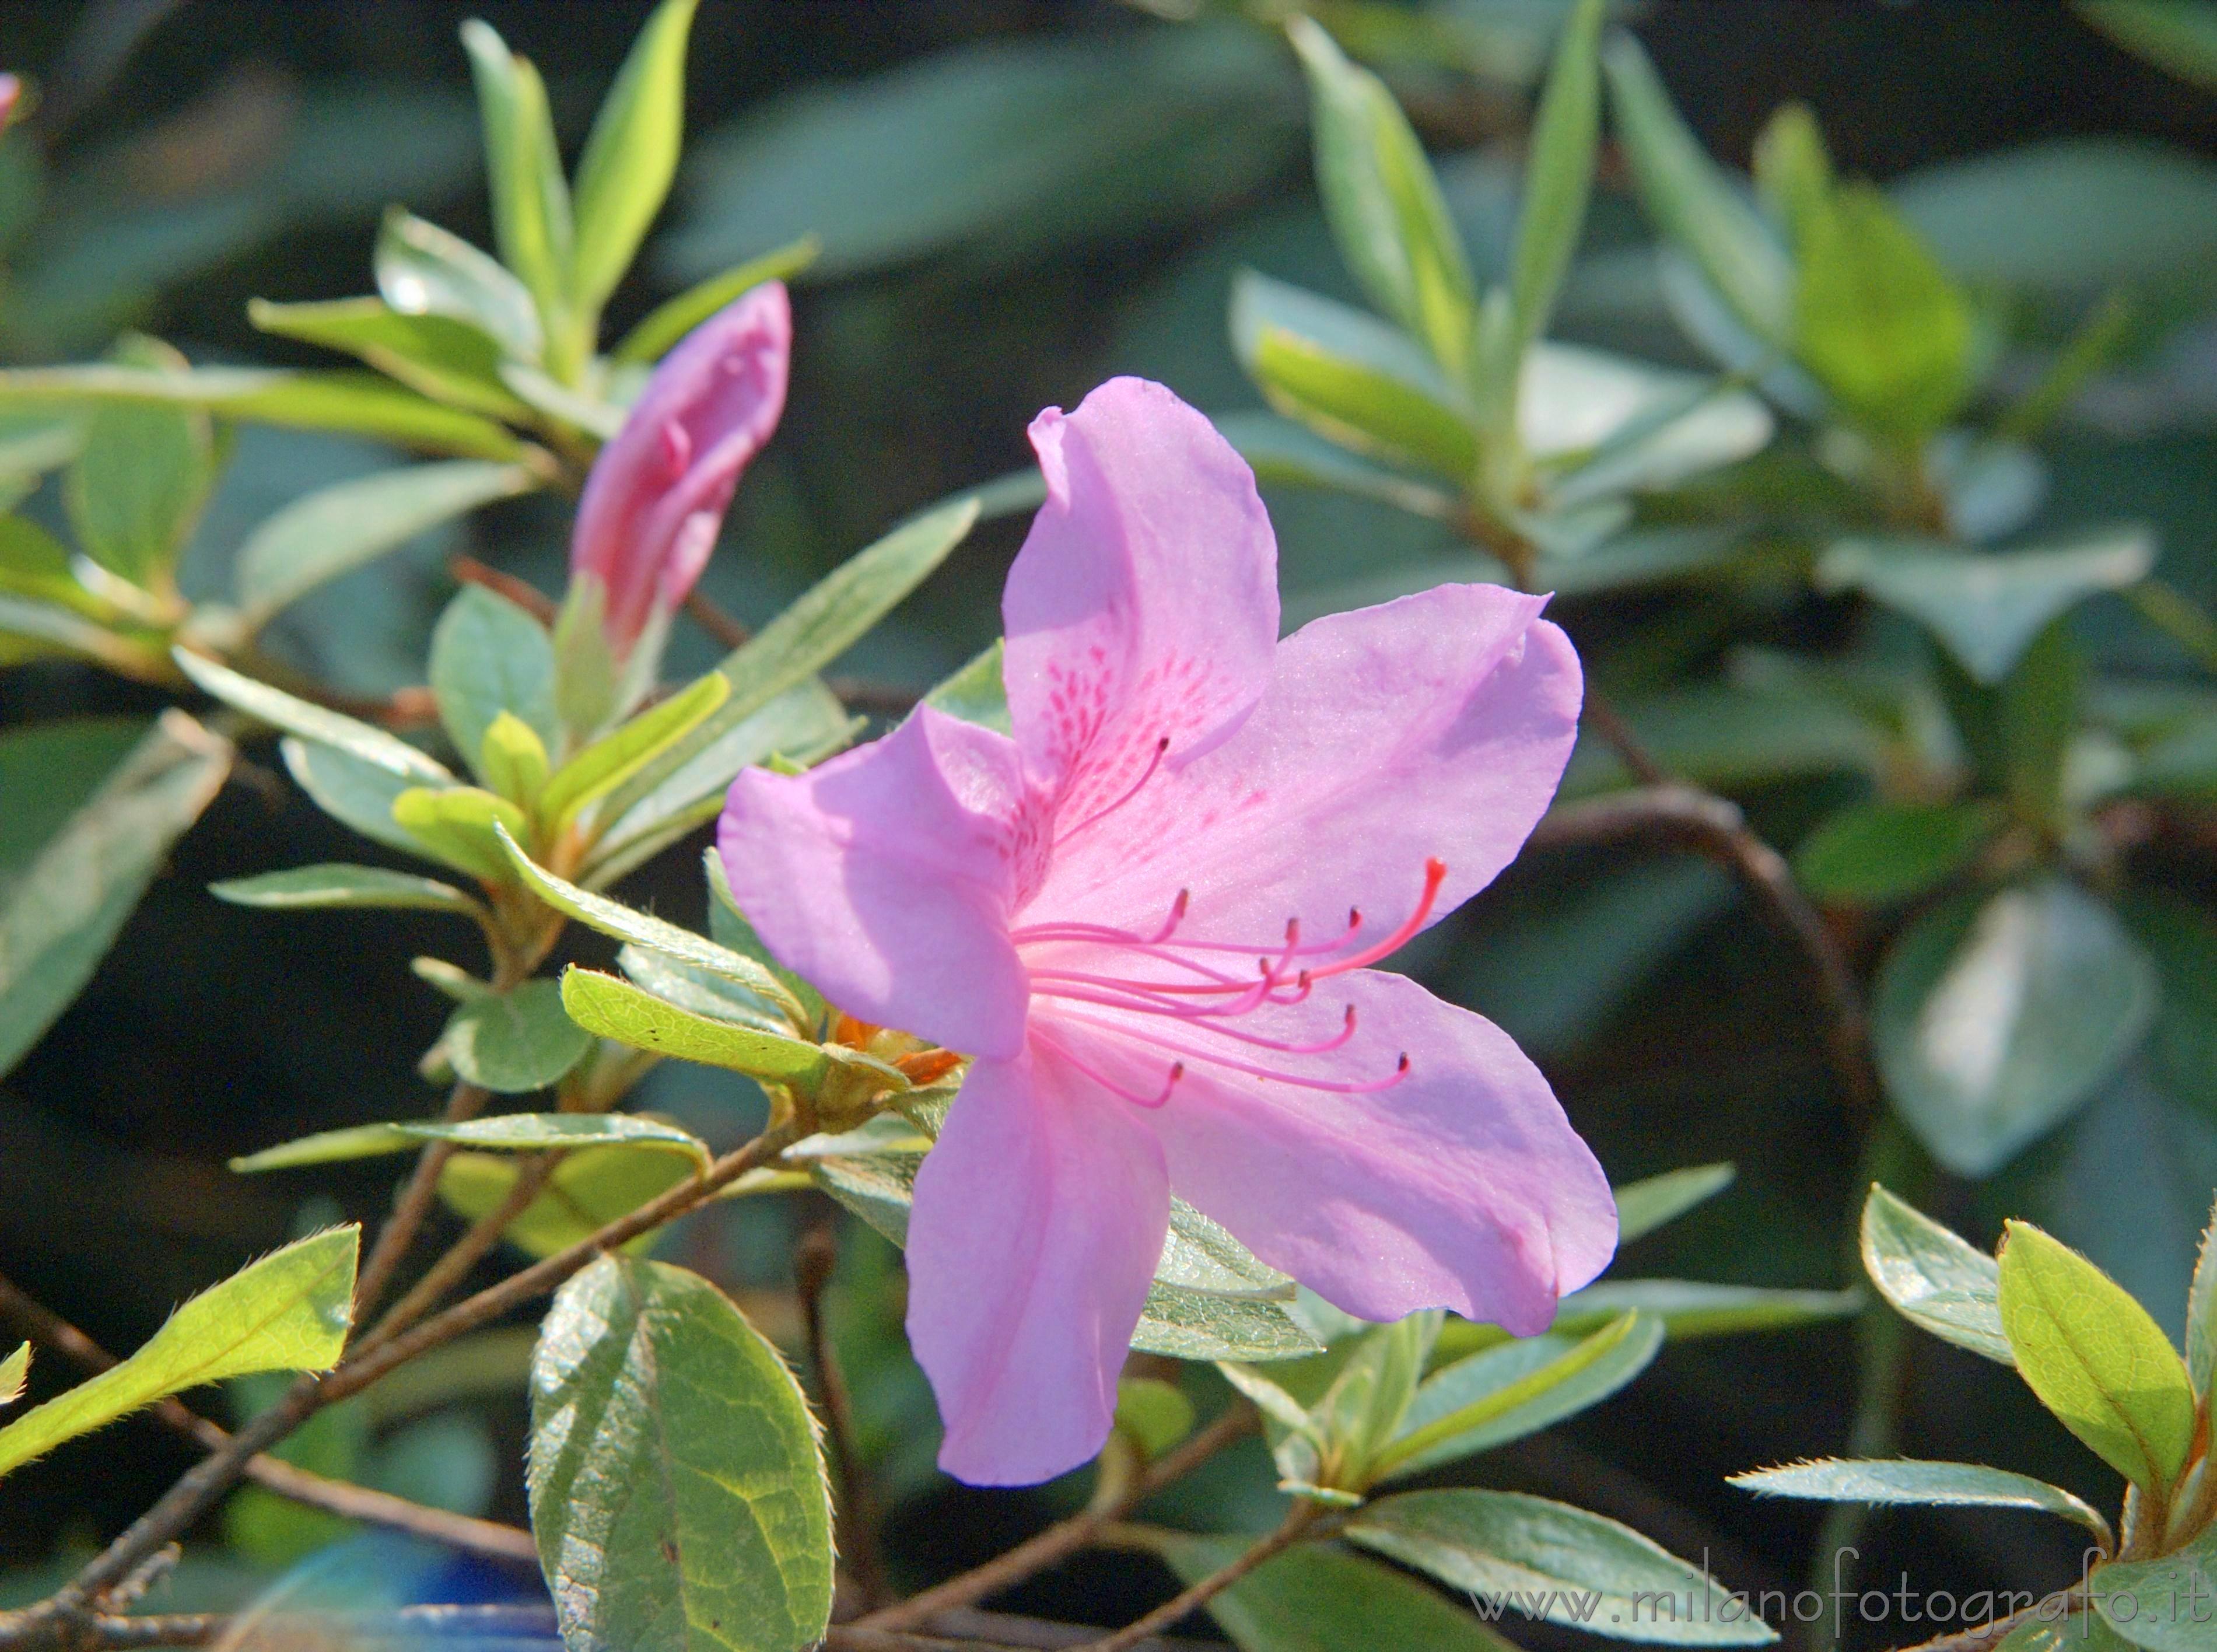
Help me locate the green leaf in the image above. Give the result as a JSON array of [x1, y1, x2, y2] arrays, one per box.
[[1115, 1377, 1196, 1460], [2120, 893, 2217, 1125], [541, 671, 730, 832], [1731, 1458, 2112, 1546], [570, 0, 698, 314], [211, 864, 478, 917], [0, 713, 232, 1079], [1347, 1489, 1777, 1646], [1521, 342, 1773, 503], [281, 737, 435, 862], [621, 499, 979, 809], [228, 1122, 419, 1172], [246, 297, 531, 421], [375, 208, 543, 365], [1793, 800, 2002, 906], [1752, 103, 1833, 242], [1873, 880, 2159, 1177], [230, 1112, 706, 1174], [703, 849, 824, 1028], [2092, 1522, 2217, 1651], [1996, 1612, 2142, 1652], [0, 1342, 27, 1408], [1286, 17, 1476, 371], [1938, 625, 2084, 822], [1998, 1219, 2195, 1493], [1231, 271, 1477, 480], [392, 786, 530, 886], [236, 460, 537, 629], [176, 650, 454, 783], [443, 979, 593, 1093], [1213, 410, 1461, 523], [459, 20, 573, 349], [1151, 1530, 1516, 1652], [1602, 32, 1791, 345], [560, 966, 860, 1093], [0, 1228, 356, 1479], [2189, 1193, 2217, 1396], [530, 1255, 833, 1652], [480, 712, 551, 808], [441, 1146, 694, 1259], [619, 946, 794, 1038], [2076, 1, 2217, 93], [65, 338, 219, 588], [428, 585, 559, 775], [923, 640, 1011, 735], [1323, 1312, 1440, 1479], [1817, 530, 2156, 685], [611, 236, 819, 366], [1381, 1312, 1662, 1479], [1510, 0, 1604, 349], [1546, 1282, 1863, 1342], [1793, 182, 1976, 440], [1614, 1163, 1734, 1245], [1860, 1185, 2012, 1364], [495, 830, 808, 1026]]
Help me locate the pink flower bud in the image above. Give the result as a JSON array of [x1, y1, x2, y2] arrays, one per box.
[[570, 281, 790, 654], [0, 76, 20, 132]]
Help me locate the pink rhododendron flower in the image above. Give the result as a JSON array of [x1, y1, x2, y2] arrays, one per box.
[[0, 76, 19, 132], [570, 281, 790, 654], [718, 377, 1615, 1486]]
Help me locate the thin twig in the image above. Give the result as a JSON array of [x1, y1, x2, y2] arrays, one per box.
[[1074, 1507, 1319, 1652], [0, 1270, 536, 1565], [351, 1082, 491, 1328], [450, 555, 558, 625], [684, 590, 751, 649], [857, 1402, 1258, 1632], [826, 677, 923, 718], [1889, 1592, 2083, 1652], [798, 1218, 891, 1609], [356, 1151, 561, 1356]]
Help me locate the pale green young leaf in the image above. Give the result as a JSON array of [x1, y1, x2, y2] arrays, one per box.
[[559, 965, 860, 1092], [392, 786, 530, 885], [1286, 16, 1476, 371], [1346, 1489, 1778, 1646], [65, 336, 218, 587], [211, 864, 479, 918], [2188, 1194, 2217, 1396], [1151, 1531, 1516, 1652], [229, 1122, 420, 1172], [1731, 1458, 2112, 1548], [1998, 1220, 2195, 1493], [244, 298, 531, 422], [0, 713, 232, 1080], [611, 236, 819, 365], [443, 979, 593, 1094], [1614, 1163, 1734, 1245], [1325, 1312, 1441, 1478], [2091, 1522, 2217, 1652], [923, 639, 1011, 735], [479, 712, 550, 809], [459, 21, 573, 341], [428, 585, 560, 774], [281, 738, 437, 861], [570, 0, 698, 313], [1211, 410, 1461, 523], [540, 671, 729, 832], [1510, 0, 1605, 349], [1114, 1378, 1195, 1461], [1859, 1185, 2012, 1364], [1752, 103, 1832, 242], [0, 1228, 357, 1479], [376, 208, 544, 366], [440, 1147, 693, 1259], [1217, 1361, 1322, 1440], [530, 1256, 833, 1652], [0, 1343, 26, 1407], [237, 460, 537, 630], [176, 650, 453, 783]]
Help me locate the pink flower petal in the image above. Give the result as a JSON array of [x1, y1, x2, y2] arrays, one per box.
[[572, 282, 791, 652], [1029, 583, 1581, 955], [908, 1049, 1170, 1486], [1003, 377, 1279, 836], [717, 706, 1032, 1058], [1034, 967, 1614, 1334]]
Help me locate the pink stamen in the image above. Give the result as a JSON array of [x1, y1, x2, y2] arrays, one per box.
[[1055, 736, 1169, 847], [1032, 1027, 1180, 1109], [1053, 1010, 1409, 1093]]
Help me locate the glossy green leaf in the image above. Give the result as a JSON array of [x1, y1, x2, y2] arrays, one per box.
[[1231, 271, 1477, 480], [530, 1255, 833, 1652], [176, 650, 453, 783], [0, 1227, 356, 1479], [211, 864, 478, 917], [541, 671, 729, 831], [375, 208, 542, 365], [1287, 16, 1476, 370], [441, 1146, 694, 1259], [1511, 0, 1604, 349], [559, 967, 860, 1093], [392, 786, 530, 886], [1602, 33, 1791, 344], [1817, 529, 2155, 685], [0, 713, 232, 1079], [1731, 1458, 2111, 1546], [611, 236, 819, 365], [428, 585, 559, 775], [1152, 1530, 1515, 1652], [1998, 1219, 2195, 1493], [237, 460, 537, 629], [65, 338, 218, 588], [1859, 1185, 2012, 1364], [2091, 1522, 2217, 1651], [1614, 1163, 1734, 1245], [1793, 800, 2001, 905], [1347, 1489, 1777, 1646], [443, 979, 593, 1093], [1873, 880, 2158, 1177], [460, 20, 572, 345], [281, 737, 435, 861], [245, 297, 530, 421], [570, 0, 697, 313]]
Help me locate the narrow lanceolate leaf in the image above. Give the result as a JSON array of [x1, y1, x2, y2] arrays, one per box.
[[0, 1343, 27, 1407], [1792, 800, 2001, 907], [1511, 0, 1605, 349], [0, 713, 233, 1079], [2092, 1523, 2217, 1652], [528, 1256, 834, 1652], [1859, 1186, 2012, 1364], [246, 296, 531, 421], [443, 979, 594, 1094], [1325, 1312, 1441, 1479], [559, 967, 866, 1093], [540, 671, 729, 831], [1286, 16, 1476, 372], [428, 585, 561, 771], [211, 865, 479, 917], [1347, 1490, 1778, 1646], [0, 1228, 356, 1479], [376, 208, 544, 365], [570, 0, 699, 313], [175, 650, 453, 783], [231, 1113, 707, 1174], [1731, 1459, 2113, 1548], [1615, 1163, 1735, 1245], [236, 461, 537, 629], [612, 236, 819, 365], [1998, 1220, 2195, 1494], [459, 21, 573, 340]]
